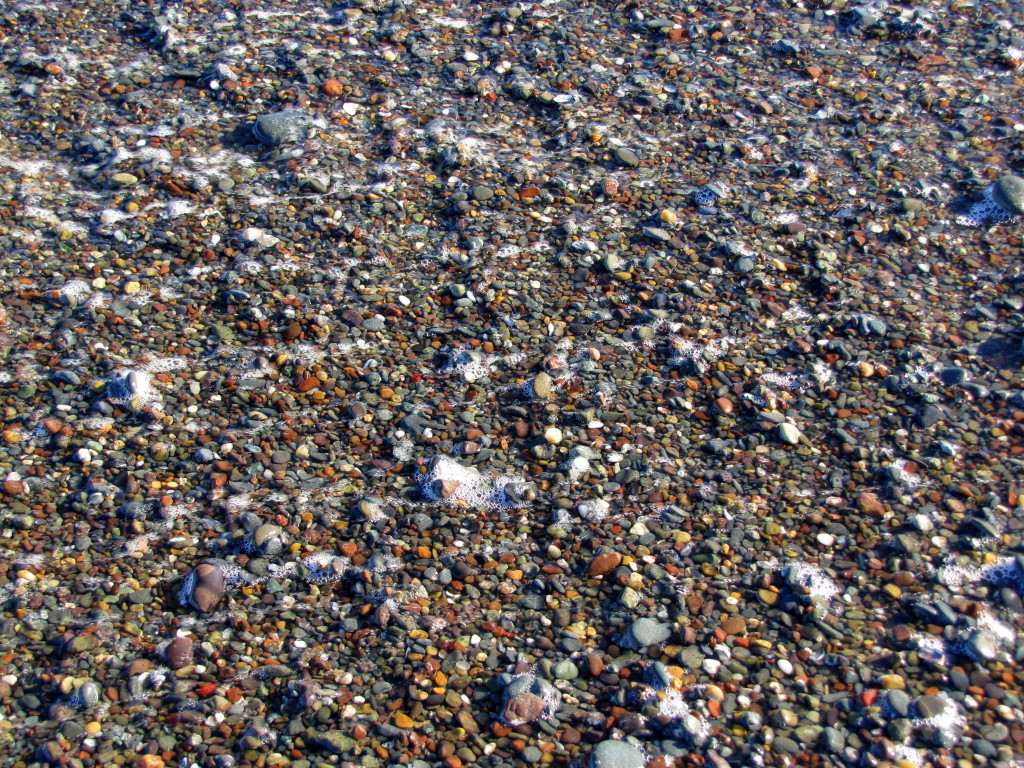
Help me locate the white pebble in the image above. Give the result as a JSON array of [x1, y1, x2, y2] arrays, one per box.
[[777, 659, 794, 675], [778, 423, 802, 445], [816, 533, 835, 547], [702, 659, 721, 676], [544, 427, 563, 444], [75, 448, 93, 463]]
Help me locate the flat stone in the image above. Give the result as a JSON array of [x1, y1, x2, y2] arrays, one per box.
[[622, 618, 671, 648], [312, 731, 356, 754], [914, 694, 950, 721], [722, 616, 746, 635], [553, 660, 579, 680], [614, 148, 640, 167]]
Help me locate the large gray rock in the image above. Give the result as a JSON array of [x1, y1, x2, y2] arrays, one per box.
[[589, 739, 647, 768], [621, 617, 671, 649], [253, 110, 310, 145], [993, 175, 1024, 217]]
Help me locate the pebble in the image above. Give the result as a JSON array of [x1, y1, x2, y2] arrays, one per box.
[[553, 660, 579, 680], [187, 562, 225, 613], [778, 423, 802, 445], [621, 618, 671, 649], [164, 636, 194, 669], [544, 426, 563, 444], [590, 552, 623, 576], [614, 148, 640, 168], [531, 372, 553, 399]]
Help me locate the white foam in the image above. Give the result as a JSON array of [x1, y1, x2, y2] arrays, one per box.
[[21, 206, 60, 223], [302, 551, 350, 585], [99, 208, 133, 225], [59, 279, 92, 302], [420, 454, 531, 510], [784, 562, 840, 603], [957, 187, 1019, 227], [165, 200, 195, 218], [141, 356, 188, 373], [913, 692, 964, 731]]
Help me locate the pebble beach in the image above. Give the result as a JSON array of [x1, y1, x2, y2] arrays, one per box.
[[1, 1, 1024, 768]]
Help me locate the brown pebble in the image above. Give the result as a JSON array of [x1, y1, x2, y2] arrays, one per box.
[[714, 397, 734, 415], [586, 652, 605, 677], [892, 625, 914, 643], [165, 636, 194, 669], [189, 562, 225, 613], [857, 491, 886, 516], [127, 659, 153, 677], [560, 727, 582, 745], [944, 496, 966, 514], [722, 616, 746, 635], [892, 571, 916, 587], [321, 78, 344, 97], [588, 552, 622, 577], [503, 692, 546, 725], [438, 479, 462, 500], [456, 709, 480, 735]]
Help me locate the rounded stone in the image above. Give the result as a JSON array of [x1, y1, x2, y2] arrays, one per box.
[[502, 692, 546, 725], [778, 423, 802, 445], [992, 175, 1024, 216], [614, 148, 640, 168], [622, 617, 671, 648], [531, 372, 553, 399], [589, 552, 623, 577], [165, 636, 194, 669], [589, 740, 647, 768], [189, 562, 225, 613], [553, 660, 579, 680], [253, 110, 310, 145], [251, 523, 285, 555]]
